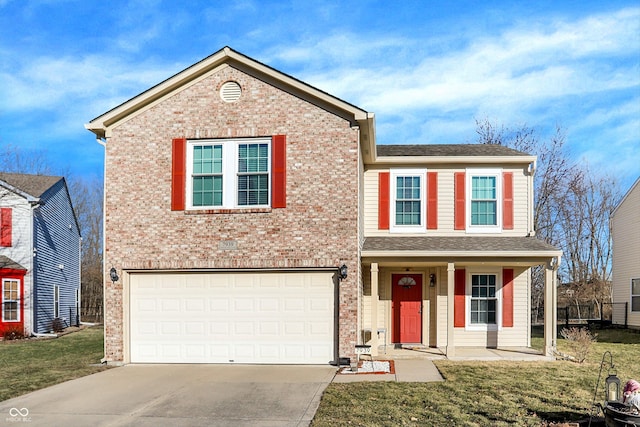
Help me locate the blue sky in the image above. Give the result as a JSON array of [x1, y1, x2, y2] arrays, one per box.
[[0, 0, 638, 192]]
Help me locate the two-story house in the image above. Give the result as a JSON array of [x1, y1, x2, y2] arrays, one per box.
[[611, 177, 640, 329], [0, 173, 82, 337], [86, 47, 561, 365]]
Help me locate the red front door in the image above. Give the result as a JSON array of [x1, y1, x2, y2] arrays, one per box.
[[392, 274, 422, 343]]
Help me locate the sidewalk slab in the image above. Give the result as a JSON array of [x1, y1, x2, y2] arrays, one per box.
[[332, 359, 443, 383]]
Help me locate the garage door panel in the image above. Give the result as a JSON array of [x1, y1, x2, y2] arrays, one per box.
[[130, 272, 335, 364]]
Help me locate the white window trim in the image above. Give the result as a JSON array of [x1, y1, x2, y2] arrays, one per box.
[[2, 278, 20, 322], [54, 285, 60, 319], [465, 269, 502, 331], [466, 168, 502, 234], [185, 137, 272, 210], [632, 278, 640, 312], [390, 169, 426, 233]]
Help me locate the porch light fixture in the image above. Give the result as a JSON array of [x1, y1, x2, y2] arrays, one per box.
[[429, 274, 436, 287], [109, 267, 119, 283], [606, 372, 621, 402], [338, 264, 348, 281]]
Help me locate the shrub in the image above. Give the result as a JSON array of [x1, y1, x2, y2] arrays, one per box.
[[560, 327, 597, 363], [2, 325, 25, 341], [51, 318, 65, 333]]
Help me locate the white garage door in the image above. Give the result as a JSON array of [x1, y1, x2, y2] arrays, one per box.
[[129, 271, 335, 364]]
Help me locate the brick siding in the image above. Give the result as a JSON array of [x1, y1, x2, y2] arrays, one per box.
[[103, 66, 360, 362]]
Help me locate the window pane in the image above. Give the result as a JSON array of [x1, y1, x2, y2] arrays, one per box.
[[632, 278, 640, 295], [239, 143, 268, 173], [193, 145, 222, 175], [238, 174, 268, 206], [192, 176, 222, 207], [3, 301, 17, 320], [395, 175, 421, 226], [632, 296, 640, 312]]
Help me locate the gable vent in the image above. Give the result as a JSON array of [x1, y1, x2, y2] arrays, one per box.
[[220, 81, 242, 102]]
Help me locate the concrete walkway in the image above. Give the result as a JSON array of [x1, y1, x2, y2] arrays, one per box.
[[332, 359, 444, 383]]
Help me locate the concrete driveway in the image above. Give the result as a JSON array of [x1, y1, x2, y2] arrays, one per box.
[[0, 364, 337, 427]]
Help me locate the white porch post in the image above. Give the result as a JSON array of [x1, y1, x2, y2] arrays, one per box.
[[370, 263, 379, 357], [543, 259, 558, 357], [447, 262, 455, 358]]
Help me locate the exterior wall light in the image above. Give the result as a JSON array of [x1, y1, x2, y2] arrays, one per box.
[[339, 264, 348, 281], [109, 267, 119, 283], [430, 273, 436, 287]]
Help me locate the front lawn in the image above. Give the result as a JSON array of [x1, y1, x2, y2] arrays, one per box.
[[0, 326, 108, 402], [312, 328, 640, 426]]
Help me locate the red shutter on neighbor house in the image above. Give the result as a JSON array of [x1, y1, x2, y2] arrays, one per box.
[[171, 138, 187, 211], [271, 135, 287, 208], [378, 172, 390, 230], [454, 172, 466, 230], [0, 208, 12, 247], [454, 268, 466, 327], [427, 172, 438, 230], [502, 172, 514, 230], [502, 268, 514, 327]]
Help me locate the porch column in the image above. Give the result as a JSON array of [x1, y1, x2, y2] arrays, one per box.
[[370, 263, 379, 357], [543, 259, 558, 357], [446, 262, 455, 358]]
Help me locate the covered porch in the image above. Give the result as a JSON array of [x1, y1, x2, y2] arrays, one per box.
[[360, 236, 562, 359]]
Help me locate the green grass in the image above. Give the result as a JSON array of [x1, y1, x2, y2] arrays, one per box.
[[0, 326, 108, 402], [312, 328, 640, 427]]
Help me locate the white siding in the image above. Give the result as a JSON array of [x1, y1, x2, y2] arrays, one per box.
[[611, 180, 640, 328], [0, 190, 34, 334], [363, 166, 531, 237]]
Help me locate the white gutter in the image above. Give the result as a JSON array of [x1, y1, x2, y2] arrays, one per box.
[[97, 137, 107, 362]]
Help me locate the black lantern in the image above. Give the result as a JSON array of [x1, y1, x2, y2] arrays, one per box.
[[606, 372, 621, 402], [109, 267, 119, 283], [339, 264, 348, 281], [430, 273, 436, 287]]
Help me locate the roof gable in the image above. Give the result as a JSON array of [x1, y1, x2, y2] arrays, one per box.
[[0, 172, 62, 199], [85, 46, 374, 144]]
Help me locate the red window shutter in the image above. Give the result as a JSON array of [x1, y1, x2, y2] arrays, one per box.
[[1, 208, 12, 247], [427, 172, 438, 229], [454, 172, 466, 230], [271, 135, 287, 208], [171, 138, 187, 211], [454, 268, 466, 327], [502, 268, 514, 327], [503, 172, 514, 230], [378, 172, 390, 230]]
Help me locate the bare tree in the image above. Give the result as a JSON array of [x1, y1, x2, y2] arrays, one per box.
[[475, 118, 617, 322]]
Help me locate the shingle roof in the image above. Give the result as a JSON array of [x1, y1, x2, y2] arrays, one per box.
[[0, 172, 62, 198], [377, 144, 530, 157], [0, 255, 26, 270], [362, 236, 560, 254]]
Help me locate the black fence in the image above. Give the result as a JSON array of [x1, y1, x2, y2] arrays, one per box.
[[533, 302, 629, 328]]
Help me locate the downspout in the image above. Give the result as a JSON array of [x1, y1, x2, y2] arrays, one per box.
[[97, 137, 108, 363], [527, 160, 536, 236], [28, 199, 41, 336]]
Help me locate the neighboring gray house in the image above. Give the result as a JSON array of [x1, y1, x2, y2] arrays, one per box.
[[611, 177, 640, 329], [0, 173, 81, 337]]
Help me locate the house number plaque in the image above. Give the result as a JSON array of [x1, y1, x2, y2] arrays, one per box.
[[218, 240, 238, 250]]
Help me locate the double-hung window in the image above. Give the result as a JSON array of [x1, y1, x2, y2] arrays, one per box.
[[54, 285, 60, 318], [470, 274, 497, 325], [390, 169, 425, 232], [466, 169, 502, 233], [186, 138, 271, 209], [2, 279, 19, 322], [632, 278, 640, 312]]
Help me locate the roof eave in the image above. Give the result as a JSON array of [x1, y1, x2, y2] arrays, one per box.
[[361, 249, 563, 258], [372, 155, 537, 165]]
